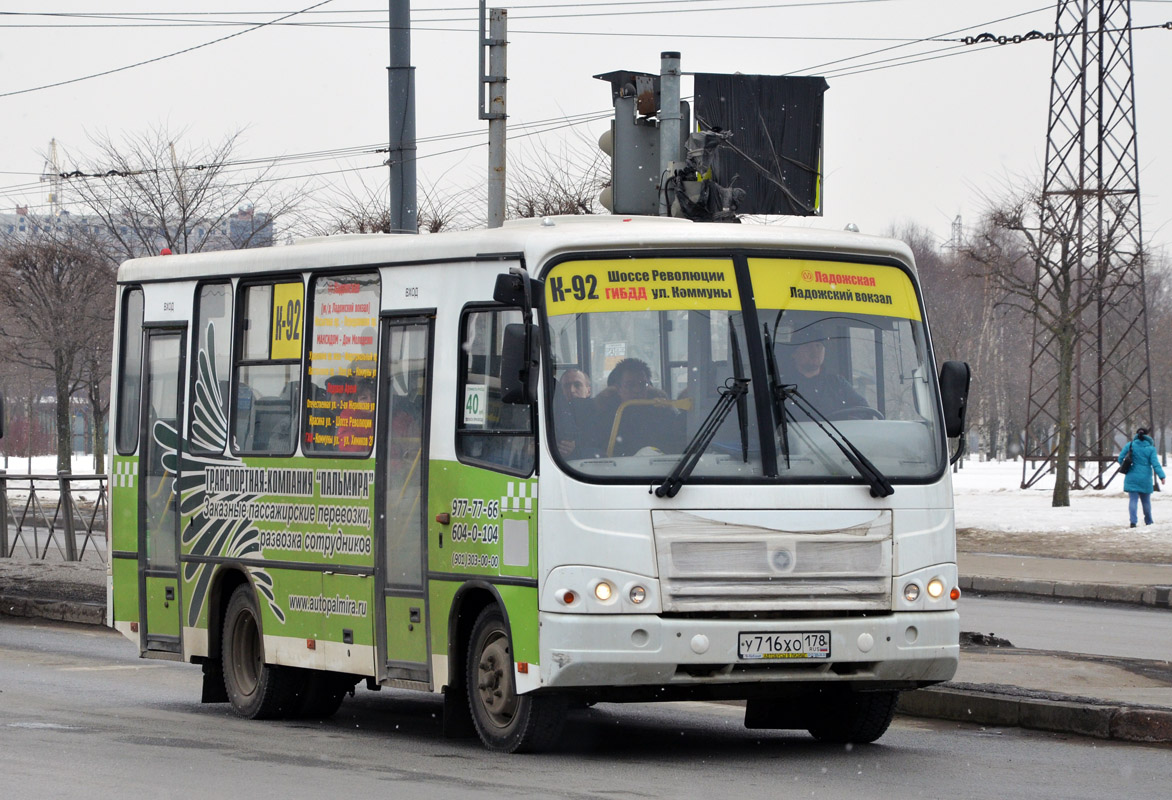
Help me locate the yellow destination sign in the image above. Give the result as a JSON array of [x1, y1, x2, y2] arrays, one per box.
[[544, 258, 740, 316], [747, 259, 922, 321]]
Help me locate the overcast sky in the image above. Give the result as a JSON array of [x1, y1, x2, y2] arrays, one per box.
[[2, 1, 1170, 252]]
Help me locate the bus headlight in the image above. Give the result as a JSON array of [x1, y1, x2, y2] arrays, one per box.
[[903, 583, 920, 602], [594, 581, 614, 602], [629, 585, 646, 604], [926, 578, 945, 599]]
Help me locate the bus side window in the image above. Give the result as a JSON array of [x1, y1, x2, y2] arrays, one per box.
[[231, 281, 303, 456], [455, 306, 535, 475], [189, 282, 232, 454], [115, 287, 145, 454], [300, 272, 381, 457]]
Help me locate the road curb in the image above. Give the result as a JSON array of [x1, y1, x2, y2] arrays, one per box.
[[898, 683, 1172, 744], [0, 594, 105, 627], [959, 575, 1172, 608]]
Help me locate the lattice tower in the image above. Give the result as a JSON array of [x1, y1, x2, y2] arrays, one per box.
[[1021, 0, 1152, 489]]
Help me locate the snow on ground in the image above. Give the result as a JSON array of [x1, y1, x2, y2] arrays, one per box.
[[952, 459, 1172, 562]]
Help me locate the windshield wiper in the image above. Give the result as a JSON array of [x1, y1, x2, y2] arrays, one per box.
[[763, 324, 791, 468], [729, 318, 750, 463], [655, 377, 750, 498], [782, 386, 894, 498]]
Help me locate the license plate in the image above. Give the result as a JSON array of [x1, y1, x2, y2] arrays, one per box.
[[738, 631, 831, 660]]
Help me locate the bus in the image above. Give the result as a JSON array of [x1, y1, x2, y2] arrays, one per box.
[[108, 215, 970, 752]]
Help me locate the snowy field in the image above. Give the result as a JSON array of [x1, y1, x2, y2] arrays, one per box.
[[952, 459, 1172, 562]]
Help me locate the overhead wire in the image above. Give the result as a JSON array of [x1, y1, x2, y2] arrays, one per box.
[[5, 3, 1169, 202], [0, 0, 336, 99]]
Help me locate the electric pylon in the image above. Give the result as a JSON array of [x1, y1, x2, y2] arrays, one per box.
[[1021, 0, 1153, 490]]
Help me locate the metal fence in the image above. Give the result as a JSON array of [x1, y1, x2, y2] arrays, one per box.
[[0, 471, 108, 562]]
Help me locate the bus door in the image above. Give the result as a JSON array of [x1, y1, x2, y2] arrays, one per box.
[[375, 316, 433, 684], [137, 327, 186, 655]]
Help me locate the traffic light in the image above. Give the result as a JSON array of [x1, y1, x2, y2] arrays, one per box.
[[594, 71, 661, 215]]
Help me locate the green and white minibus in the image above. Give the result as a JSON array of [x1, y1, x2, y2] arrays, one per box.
[[108, 215, 970, 752]]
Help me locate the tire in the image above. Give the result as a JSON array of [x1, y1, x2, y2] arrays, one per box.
[[807, 690, 899, 744], [291, 671, 351, 719], [465, 606, 566, 753], [222, 584, 298, 720]]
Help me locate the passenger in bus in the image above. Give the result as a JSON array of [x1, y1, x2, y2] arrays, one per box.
[[554, 369, 594, 458], [588, 358, 682, 456], [784, 325, 869, 419]]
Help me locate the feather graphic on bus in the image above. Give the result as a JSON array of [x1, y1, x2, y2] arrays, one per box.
[[153, 323, 285, 627]]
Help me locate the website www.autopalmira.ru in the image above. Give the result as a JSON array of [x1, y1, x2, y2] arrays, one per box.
[[287, 593, 368, 618]]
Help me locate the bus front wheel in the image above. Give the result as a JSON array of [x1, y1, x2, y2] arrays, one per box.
[[807, 689, 899, 744], [222, 585, 297, 719], [465, 606, 566, 753]]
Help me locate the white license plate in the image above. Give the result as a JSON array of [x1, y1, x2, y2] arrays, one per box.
[[738, 631, 831, 660]]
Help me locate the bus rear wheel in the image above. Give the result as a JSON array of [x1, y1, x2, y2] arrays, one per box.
[[465, 606, 566, 753], [807, 690, 899, 744], [291, 671, 353, 719], [222, 585, 297, 720]]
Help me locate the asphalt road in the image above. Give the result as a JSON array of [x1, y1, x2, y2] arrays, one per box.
[[2, 618, 1170, 799], [960, 595, 1172, 661]]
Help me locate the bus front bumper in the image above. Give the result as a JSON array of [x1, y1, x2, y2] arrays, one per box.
[[536, 610, 958, 691]]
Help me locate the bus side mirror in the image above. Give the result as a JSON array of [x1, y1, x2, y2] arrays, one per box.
[[493, 269, 544, 314], [939, 361, 971, 439], [500, 323, 539, 405]]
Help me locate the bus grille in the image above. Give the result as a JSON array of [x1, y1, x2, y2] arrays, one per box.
[[651, 509, 892, 612]]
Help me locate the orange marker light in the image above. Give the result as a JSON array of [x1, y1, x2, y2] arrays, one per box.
[[950, 587, 961, 601]]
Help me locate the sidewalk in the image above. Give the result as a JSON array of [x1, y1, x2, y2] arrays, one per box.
[[960, 552, 1172, 607], [2, 549, 1171, 744]]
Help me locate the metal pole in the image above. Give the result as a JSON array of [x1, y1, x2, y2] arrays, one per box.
[[658, 51, 682, 217], [485, 8, 508, 228], [0, 469, 8, 557], [59, 470, 77, 562], [388, 0, 418, 234]]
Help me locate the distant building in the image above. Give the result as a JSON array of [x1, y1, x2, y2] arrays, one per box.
[[0, 204, 274, 254]]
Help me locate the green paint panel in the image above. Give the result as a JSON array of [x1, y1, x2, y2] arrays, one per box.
[[144, 576, 180, 637], [111, 556, 139, 624], [496, 584, 540, 664], [428, 580, 459, 657], [427, 579, 539, 665], [385, 596, 428, 664], [322, 572, 375, 647], [258, 568, 324, 641], [428, 459, 537, 581], [111, 456, 139, 552]]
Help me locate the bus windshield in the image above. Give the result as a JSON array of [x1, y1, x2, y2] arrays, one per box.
[[542, 255, 944, 483]]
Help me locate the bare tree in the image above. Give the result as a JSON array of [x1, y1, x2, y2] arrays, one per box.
[[969, 188, 1146, 506], [311, 179, 477, 236], [507, 140, 607, 219], [60, 126, 299, 258], [899, 223, 1032, 464], [0, 228, 117, 472]]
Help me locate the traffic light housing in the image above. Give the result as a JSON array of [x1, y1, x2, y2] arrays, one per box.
[[595, 71, 660, 215]]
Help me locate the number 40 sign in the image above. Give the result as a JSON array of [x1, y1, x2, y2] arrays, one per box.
[[463, 385, 487, 426]]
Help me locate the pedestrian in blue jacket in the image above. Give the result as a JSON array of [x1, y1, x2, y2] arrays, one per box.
[[1119, 427, 1166, 527]]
